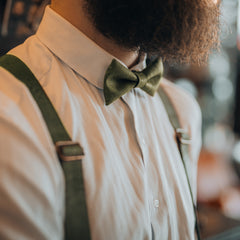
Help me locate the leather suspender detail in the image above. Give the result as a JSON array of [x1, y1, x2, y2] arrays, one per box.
[[56, 141, 85, 162], [158, 87, 201, 240], [0, 54, 91, 240]]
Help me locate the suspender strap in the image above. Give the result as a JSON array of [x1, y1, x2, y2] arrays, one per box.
[[158, 87, 201, 240], [0, 54, 91, 240]]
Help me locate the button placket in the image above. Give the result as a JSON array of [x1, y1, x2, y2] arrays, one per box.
[[121, 92, 147, 163]]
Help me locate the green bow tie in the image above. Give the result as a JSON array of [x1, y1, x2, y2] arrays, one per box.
[[103, 58, 164, 105]]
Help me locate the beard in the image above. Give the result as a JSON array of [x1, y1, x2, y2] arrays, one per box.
[[83, 0, 220, 65]]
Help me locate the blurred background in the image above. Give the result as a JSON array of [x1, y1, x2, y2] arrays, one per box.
[[1, 0, 240, 239]]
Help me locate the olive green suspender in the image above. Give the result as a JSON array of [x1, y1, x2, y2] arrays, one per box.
[[0, 54, 201, 240]]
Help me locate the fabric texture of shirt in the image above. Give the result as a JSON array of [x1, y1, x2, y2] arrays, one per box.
[[0, 6, 202, 240]]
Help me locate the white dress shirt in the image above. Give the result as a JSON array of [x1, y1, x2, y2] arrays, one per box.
[[0, 6, 202, 240]]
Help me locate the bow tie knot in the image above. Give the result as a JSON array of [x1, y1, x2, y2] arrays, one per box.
[[133, 71, 148, 88], [104, 58, 163, 105]]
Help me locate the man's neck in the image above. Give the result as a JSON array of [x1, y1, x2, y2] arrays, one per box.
[[50, 0, 139, 68]]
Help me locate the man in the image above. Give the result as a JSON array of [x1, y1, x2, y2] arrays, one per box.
[[0, 0, 219, 239]]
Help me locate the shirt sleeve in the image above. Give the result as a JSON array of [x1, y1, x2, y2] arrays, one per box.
[[0, 80, 65, 239]]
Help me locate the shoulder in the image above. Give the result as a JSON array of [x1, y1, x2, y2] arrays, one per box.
[[0, 34, 53, 101], [159, 78, 202, 135], [8, 35, 53, 80], [0, 34, 56, 130]]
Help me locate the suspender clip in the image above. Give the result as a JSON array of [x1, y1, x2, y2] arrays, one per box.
[[56, 141, 85, 161], [176, 128, 191, 145]]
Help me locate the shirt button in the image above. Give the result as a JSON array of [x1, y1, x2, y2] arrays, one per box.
[[154, 200, 160, 208], [142, 139, 146, 146]]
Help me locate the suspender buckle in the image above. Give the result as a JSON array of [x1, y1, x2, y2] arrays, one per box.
[[176, 128, 191, 145], [56, 141, 85, 161]]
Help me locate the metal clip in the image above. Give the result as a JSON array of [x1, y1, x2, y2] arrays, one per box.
[[55, 141, 85, 161], [176, 128, 191, 145]]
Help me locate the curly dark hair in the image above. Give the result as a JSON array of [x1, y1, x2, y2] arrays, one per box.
[[84, 0, 220, 65]]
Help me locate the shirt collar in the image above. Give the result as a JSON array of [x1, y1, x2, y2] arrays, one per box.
[[36, 6, 146, 90]]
